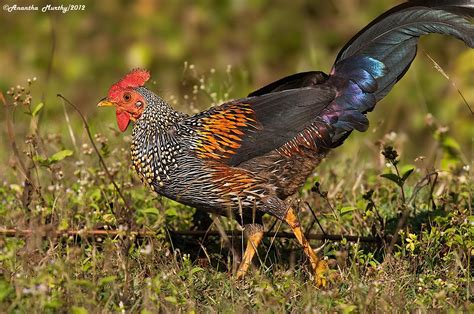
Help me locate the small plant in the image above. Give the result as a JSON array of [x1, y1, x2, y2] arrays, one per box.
[[380, 145, 414, 192]]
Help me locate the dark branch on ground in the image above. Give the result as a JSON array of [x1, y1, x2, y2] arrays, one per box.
[[0, 228, 383, 244]]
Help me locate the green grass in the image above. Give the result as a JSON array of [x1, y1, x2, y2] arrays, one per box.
[[1, 1, 473, 311], [0, 69, 472, 312]]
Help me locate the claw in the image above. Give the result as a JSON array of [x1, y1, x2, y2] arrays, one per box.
[[235, 268, 246, 280]]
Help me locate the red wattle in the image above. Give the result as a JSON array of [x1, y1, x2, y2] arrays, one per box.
[[116, 110, 131, 132]]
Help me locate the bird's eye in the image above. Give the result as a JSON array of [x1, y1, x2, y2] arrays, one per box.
[[123, 93, 132, 102], [136, 101, 143, 108]]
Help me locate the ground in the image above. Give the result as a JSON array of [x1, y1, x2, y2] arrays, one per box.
[[1, 0, 473, 312], [0, 77, 472, 311]]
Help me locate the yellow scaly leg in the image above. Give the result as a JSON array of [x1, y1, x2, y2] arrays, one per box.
[[236, 225, 264, 279], [284, 207, 328, 287]]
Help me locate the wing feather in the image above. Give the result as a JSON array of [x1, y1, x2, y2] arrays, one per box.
[[185, 86, 336, 166]]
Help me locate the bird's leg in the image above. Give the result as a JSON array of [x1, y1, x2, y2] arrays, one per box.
[[236, 223, 264, 279], [284, 207, 328, 287]]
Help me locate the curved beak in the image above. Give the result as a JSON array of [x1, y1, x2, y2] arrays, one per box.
[[97, 98, 114, 107]]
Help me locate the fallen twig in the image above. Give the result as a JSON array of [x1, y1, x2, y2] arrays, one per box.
[[176, 230, 382, 243], [0, 228, 152, 238], [0, 228, 383, 243]]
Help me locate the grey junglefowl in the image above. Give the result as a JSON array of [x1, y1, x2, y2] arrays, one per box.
[[98, 0, 474, 287]]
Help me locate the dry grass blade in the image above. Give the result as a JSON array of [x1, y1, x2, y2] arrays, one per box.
[[423, 50, 473, 115]]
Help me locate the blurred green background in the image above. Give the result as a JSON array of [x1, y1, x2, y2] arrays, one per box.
[[1, 0, 472, 177]]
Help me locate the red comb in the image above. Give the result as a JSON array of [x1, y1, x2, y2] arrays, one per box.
[[108, 69, 151, 100], [117, 69, 150, 88]]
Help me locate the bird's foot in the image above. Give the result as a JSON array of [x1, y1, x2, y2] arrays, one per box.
[[314, 259, 329, 288], [235, 225, 264, 281], [235, 263, 249, 280]]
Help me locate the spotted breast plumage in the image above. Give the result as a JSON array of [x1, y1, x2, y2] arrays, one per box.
[[98, 0, 474, 287]]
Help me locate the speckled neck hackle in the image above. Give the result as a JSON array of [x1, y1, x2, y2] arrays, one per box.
[[130, 87, 186, 188]]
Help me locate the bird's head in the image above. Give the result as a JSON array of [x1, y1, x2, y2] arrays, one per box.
[[98, 69, 151, 132]]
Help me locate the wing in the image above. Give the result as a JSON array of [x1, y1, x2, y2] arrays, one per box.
[[247, 71, 328, 97], [184, 86, 337, 166]]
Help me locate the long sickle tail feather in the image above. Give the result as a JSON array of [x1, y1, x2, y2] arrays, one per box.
[[332, 0, 474, 102], [324, 1, 474, 144]]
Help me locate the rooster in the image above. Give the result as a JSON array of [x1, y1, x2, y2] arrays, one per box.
[[98, 0, 474, 287]]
